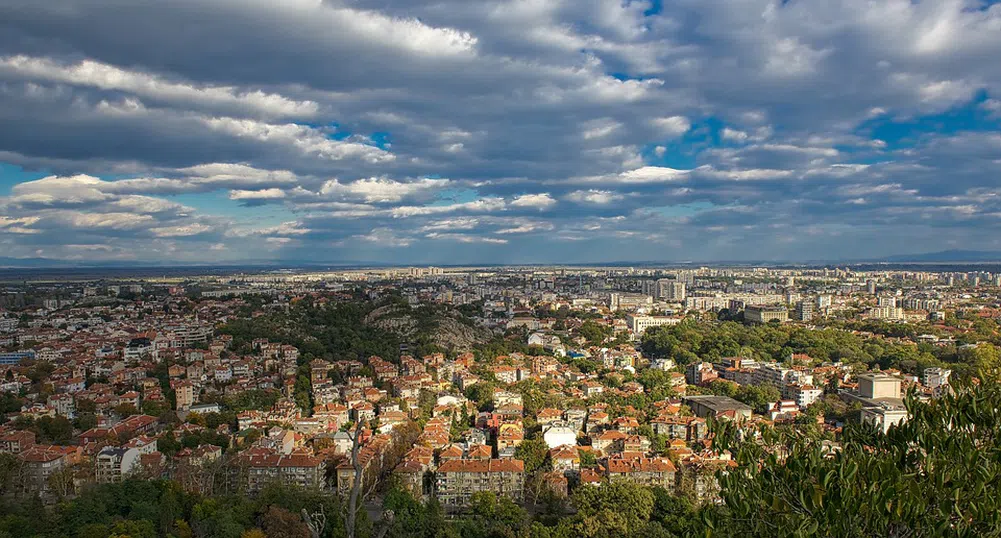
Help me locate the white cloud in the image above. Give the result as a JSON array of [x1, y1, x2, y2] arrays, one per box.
[[419, 217, 480, 232], [510, 193, 556, 210], [56, 211, 156, 230], [582, 118, 622, 139], [319, 176, 449, 203], [650, 116, 691, 137], [200, 117, 394, 163], [721, 128, 749, 142], [4, 0, 1001, 262], [227, 221, 311, 237], [494, 222, 554, 234], [150, 223, 213, 237], [764, 38, 829, 78], [0, 55, 318, 118], [696, 166, 795, 181], [391, 197, 506, 217], [323, 4, 478, 58], [353, 227, 412, 247], [0, 216, 40, 234], [426, 232, 508, 244], [577, 166, 690, 184], [229, 188, 287, 200], [982, 99, 1001, 117], [9, 174, 110, 205], [566, 190, 624, 205]]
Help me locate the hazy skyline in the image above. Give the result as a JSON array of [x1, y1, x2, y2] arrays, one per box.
[[1, 0, 1001, 265]]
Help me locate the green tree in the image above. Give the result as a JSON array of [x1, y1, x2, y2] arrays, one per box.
[[259, 506, 310, 538], [515, 438, 550, 474], [705, 379, 1001, 537], [556, 480, 655, 537], [108, 519, 156, 538]]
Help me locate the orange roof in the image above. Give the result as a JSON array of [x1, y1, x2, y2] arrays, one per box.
[[467, 444, 492, 459], [549, 445, 580, 460], [606, 457, 677, 474], [437, 458, 524, 473], [580, 468, 603, 483], [598, 430, 628, 440], [537, 408, 563, 419], [18, 445, 75, 463]]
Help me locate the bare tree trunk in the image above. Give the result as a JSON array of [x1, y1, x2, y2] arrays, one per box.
[[346, 419, 365, 538], [302, 505, 326, 538]]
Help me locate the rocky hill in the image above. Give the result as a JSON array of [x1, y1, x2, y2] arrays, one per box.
[[363, 304, 493, 352]]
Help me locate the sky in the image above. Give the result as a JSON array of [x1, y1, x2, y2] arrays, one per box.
[[1, 0, 1001, 265]]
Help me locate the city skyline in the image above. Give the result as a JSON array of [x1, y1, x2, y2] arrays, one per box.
[[2, 0, 1001, 264]]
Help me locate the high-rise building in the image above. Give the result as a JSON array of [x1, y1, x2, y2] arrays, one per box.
[[878, 296, 897, 308], [662, 281, 686, 302], [794, 300, 814, 321], [866, 280, 877, 294], [643, 279, 658, 297]]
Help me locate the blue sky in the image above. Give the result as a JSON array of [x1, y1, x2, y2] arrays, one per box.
[[1, 0, 1001, 264]]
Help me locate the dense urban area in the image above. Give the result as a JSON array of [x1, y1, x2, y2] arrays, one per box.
[[2, 264, 1001, 537]]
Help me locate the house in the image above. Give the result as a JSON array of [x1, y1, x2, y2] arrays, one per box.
[[542, 424, 577, 449], [536, 408, 563, 426], [213, 366, 232, 382], [189, 403, 222, 415], [0, 430, 36, 454], [394, 458, 428, 499], [493, 366, 518, 384], [175, 381, 195, 411], [124, 338, 153, 362], [332, 431, 354, 456], [593, 429, 627, 454], [439, 444, 464, 462], [467, 444, 492, 460], [549, 445, 580, 473], [496, 423, 524, 456], [95, 446, 141, 483]]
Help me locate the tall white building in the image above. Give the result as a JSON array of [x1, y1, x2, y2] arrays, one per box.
[[922, 368, 951, 390], [665, 282, 686, 302]]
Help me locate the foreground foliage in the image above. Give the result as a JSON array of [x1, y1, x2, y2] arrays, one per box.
[[0, 481, 354, 538], [4, 378, 1001, 537], [705, 379, 1001, 537]]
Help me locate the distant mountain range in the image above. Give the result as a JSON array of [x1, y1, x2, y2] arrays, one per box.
[[0, 257, 379, 269], [877, 250, 1001, 263], [3, 249, 1001, 269], [0, 256, 94, 268]]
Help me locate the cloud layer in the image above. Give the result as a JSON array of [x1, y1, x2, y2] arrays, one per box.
[[1, 0, 1001, 263]]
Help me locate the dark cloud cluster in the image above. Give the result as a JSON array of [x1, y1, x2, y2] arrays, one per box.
[[1, 0, 1000, 263]]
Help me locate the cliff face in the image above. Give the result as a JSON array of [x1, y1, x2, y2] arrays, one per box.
[[363, 304, 493, 352]]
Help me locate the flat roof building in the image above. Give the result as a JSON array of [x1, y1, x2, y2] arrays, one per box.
[[745, 305, 789, 324], [857, 373, 901, 400], [682, 395, 753, 421]]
